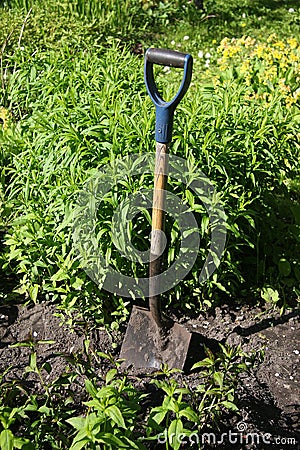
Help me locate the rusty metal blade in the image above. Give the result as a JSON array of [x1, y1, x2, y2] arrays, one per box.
[[119, 306, 191, 370]]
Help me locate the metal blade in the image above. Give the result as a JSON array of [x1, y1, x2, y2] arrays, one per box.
[[119, 306, 191, 370]]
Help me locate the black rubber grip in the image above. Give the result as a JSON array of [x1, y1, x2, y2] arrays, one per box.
[[145, 48, 187, 68]]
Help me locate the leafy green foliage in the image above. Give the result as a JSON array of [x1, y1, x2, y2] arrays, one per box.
[[1, 41, 146, 325], [67, 372, 147, 449], [0, 334, 258, 450], [0, 0, 299, 322], [191, 343, 256, 423], [143, 343, 258, 449]]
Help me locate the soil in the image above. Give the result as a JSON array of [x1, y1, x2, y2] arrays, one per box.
[[0, 299, 299, 449]]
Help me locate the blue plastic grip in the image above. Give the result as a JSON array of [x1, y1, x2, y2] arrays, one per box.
[[144, 48, 193, 143]]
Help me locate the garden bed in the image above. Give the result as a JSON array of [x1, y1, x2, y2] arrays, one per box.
[[0, 300, 299, 448]]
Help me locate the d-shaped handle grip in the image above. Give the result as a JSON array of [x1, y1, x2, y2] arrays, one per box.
[[144, 48, 193, 143], [145, 48, 187, 68]]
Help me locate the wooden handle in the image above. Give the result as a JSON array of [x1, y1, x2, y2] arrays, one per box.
[[149, 142, 169, 329]]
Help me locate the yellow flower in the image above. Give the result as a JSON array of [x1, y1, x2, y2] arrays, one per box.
[[212, 75, 220, 87], [216, 33, 299, 108], [222, 45, 240, 59], [263, 66, 277, 81], [0, 107, 10, 130], [272, 49, 282, 60], [245, 75, 251, 86], [285, 95, 297, 108], [278, 80, 291, 95], [267, 33, 277, 43], [218, 37, 230, 50], [287, 38, 298, 49], [240, 60, 250, 74], [219, 63, 228, 71], [278, 78, 287, 88], [274, 41, 285, 50], [279, 60, 288, 70], [255, 44, 265, 58], [244, 36, 256, 47], [290, 53, 298, 62]]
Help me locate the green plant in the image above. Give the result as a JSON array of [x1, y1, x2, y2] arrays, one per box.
[[0, 323, 261, 450], [143, 344, 257, 449], [191, 343, 257, 426], [67, 370, 147, 449], [0, 0, 299, 326], [0, 406, 33, 450], [146, 376, 199, 450], [3, 337, 78, 449], [10, 338, 56, 396]]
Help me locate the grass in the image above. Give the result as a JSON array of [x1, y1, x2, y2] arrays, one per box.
[[0, 0, 299, 447]]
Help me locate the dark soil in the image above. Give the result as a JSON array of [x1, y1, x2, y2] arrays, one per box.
[[0, 300, 299, 449]]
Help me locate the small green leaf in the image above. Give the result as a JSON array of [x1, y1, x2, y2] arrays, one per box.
[[168, 419, 183, 450], [105, 405, 126, 428], [97, 433, 128, 447], [9, 342, 33, 348], [85, 379, 98, 398], [178, 406, 199, 423], [0, 429, 14, 450], [221, 400, 238, 411], [69, 439, 90, 450], [70, 428, 92, 449], [29, 284, 39, 303], [51, 268, 67, 282], [66, 416, 87, 431], [38, 405, 51, 415], [37, 340, 56, 345], [261, 287, 279, 303], [71, 277, 84, 290], [14, 438, 34, 449], [150, 407, 167, 425], [29, 352, 37, 371], [192, 357, 214, 370], [83, 339, 90, 354], [85, 399, 105, 412], [213, 371, 224, 388], [105, 368, 117, 384]]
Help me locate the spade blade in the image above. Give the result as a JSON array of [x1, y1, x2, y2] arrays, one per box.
[[119, 306, 191, 370]]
